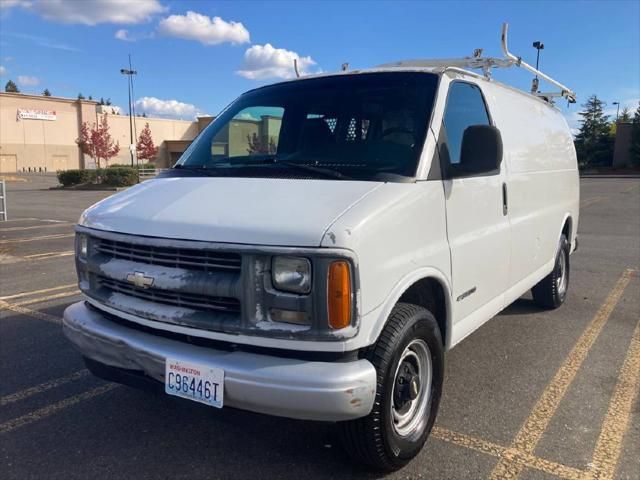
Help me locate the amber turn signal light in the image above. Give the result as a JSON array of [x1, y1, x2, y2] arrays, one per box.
[[327, 261, 351, 329]]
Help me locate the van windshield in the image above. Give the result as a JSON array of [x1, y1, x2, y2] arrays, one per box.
[[173, 72, 438, 181]]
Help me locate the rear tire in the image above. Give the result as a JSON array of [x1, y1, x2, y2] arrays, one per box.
[[339, 303, 444, 471], [532, 234, 570, 309]]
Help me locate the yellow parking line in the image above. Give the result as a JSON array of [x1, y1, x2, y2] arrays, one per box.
[[0, 370, 90, 406], [587, 319, 640, 480], [582, 196, 604, 207], [0, 300, 61, 325], [12, 289, 81, 306], [622, 184, 638, 193], [0, 233, 75, 244], [24, 250, 74, 260], [489, 269, 635, 479], [0, 222, 73, 232], [0, 283, 77, 300], [0, 384, 118, 434], [432, 427, 585, 480]]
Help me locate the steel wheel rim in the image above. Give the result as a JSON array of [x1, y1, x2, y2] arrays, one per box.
[[390, 339, 432, 437], [556, 247, 568, 296]]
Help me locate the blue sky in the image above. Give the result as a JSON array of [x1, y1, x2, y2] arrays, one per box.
[[1, 0, 638, 130]]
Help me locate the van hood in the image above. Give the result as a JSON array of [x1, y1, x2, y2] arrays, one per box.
[[79, 177, 382, 247]]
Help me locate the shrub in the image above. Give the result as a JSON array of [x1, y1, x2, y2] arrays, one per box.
[[57, 169, 96, 187], [103, 167, 138, 187]]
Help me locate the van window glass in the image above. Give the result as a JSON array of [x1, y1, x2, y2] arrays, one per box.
[[211, 107, 284, 159], [174, 73, 439, 181], [443, 82, 490, 165]]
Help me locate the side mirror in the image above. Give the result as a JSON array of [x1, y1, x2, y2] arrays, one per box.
[[459, 125, 503, 174]]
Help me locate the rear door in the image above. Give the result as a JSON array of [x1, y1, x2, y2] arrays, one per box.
[[439, 80, 510, 329]]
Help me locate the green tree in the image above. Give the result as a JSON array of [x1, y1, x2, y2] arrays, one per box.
[[630, 105, 640, 167], [5, 80, 19, 93], [42, 88, 51, 96], [574, 95, 614, 167], [77, 93, 85, 100], [618, 107, 631, 123]]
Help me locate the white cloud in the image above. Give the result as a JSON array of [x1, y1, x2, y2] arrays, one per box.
[[237, 44, 317, 80], [0, 0, 30, 9], [135, 96, 202, 119], [115, 29, 133, 41], [3, 0, 165, 25], [17, 75, 39, 86], [0, 65, 6, 76], [158, 11, 249, 46]]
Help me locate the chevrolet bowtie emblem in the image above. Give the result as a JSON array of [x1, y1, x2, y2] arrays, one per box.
[[126, 271, 154, 289]]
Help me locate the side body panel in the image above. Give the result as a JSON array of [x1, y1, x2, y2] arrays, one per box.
[[481, 81, 580, 307]]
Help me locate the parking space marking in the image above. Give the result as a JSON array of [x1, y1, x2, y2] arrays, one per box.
[[0, 283, 77, 300], [622, 184, 639, 193], [581, 197, 605, 208], [0, 218, 67, 226], [0, 222, 74, 232], [432, 428, 584, 480], [489, 269, 635, 479], [0, 217, 39, 224], [0, 300, 62, 325], [24, 250, 74, 260], [0, 233, 74, 244], [12, 289, 81, 306], [587, 319, 640, 480], [0, 384, 118, 434], [0, 370, 90, 406]]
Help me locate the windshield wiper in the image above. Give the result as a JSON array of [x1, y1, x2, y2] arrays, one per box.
[[273, 160, 351, 180]]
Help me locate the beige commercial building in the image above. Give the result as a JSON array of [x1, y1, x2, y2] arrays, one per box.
[[0, 92, 211, 173]]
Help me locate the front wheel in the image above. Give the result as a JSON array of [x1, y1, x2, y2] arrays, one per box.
[[339, 303, 444, 471], [532, 234, 570, 309]]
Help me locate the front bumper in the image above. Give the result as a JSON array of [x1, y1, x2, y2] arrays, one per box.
[[62, 302, 377, 421]]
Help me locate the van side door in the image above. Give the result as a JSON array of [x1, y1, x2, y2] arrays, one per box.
[[439, 80, 510, 337]]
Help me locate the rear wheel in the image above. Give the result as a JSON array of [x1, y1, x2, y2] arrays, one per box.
[[532, 234, 570, 309], [339, 303, 444, 471]]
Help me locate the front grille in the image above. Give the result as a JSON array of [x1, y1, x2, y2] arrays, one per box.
[[97, 276, 241, 314], [94, 237, 241, 273]]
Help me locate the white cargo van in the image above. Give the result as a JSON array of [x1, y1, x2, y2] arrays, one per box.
[[63, 25, 579, 470]]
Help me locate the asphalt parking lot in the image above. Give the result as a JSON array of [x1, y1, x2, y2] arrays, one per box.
[[0, 174, 638, 480]]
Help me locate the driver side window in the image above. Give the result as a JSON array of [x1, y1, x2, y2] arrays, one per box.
[[442, 82, 491, 165]]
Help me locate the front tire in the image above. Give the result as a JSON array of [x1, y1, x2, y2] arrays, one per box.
[[339, 303, 444, 471], [532, 234, 570, 309]]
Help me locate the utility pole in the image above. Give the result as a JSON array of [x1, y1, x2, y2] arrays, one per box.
[[120, 55, 137, 167]]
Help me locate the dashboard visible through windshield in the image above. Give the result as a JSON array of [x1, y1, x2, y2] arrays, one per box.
[[171, 72, 439, 181]]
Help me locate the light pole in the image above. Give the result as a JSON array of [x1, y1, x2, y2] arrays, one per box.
[[531, 41, 544, 93], [120, 56, 137, 167], [612, 101, 620, 122]]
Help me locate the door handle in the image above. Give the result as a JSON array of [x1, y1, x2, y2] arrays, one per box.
[[502, 182, 508, 216]]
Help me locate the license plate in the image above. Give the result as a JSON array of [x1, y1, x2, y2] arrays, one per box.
[[165, 358, 224, 408]]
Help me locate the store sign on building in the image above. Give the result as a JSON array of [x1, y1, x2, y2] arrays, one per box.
[[17, 109, 57, 121]]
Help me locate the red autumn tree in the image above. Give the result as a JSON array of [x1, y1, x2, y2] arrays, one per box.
[[76, 116, 120, 169], [136, 123, 158, 163]]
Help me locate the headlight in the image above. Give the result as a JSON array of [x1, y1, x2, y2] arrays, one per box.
[[78, 233, 88, 258], [272, 256, 311, 294]]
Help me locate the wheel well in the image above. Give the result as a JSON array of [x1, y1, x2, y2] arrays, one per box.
[[398, 277, 448, 346], [562, 216, 572, 244]]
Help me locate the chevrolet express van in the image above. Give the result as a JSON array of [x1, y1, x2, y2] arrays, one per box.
[[63, 38, 579, 470]]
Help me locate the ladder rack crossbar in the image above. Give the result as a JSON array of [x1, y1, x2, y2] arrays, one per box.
[[377, 23, 576, 104]]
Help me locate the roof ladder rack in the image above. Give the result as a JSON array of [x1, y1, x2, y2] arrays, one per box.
[[378, 23, 576, 104]]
